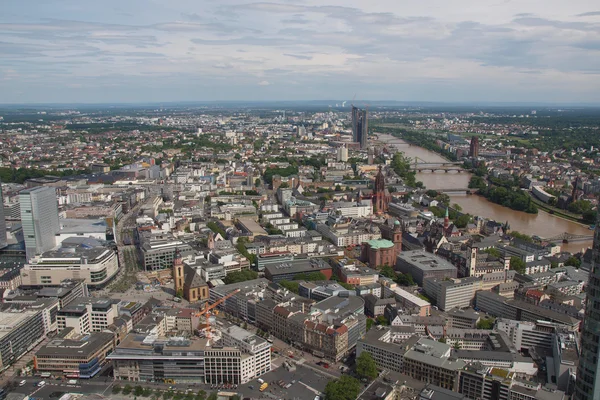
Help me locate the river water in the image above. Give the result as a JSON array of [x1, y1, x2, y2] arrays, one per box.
[[377, 133, 592, 253]]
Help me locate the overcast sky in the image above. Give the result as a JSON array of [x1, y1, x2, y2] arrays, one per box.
[[2, 0, 600, 104]]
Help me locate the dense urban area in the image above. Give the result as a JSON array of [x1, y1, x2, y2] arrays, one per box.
[[0, 102, 599, 400]]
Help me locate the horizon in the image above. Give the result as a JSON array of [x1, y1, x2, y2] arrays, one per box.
[[2, 0, 600, 104]]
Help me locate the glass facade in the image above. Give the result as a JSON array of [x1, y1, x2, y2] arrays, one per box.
[[574, 222, 600, 400]]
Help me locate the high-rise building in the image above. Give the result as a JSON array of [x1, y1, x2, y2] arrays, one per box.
[[336, 146, 348, 162], [352, 106, 368, 149], [19, 186, 59, 261], [574, 216, 600, 400], [0, 182, 7, 249], [469, 136, 479, 158]]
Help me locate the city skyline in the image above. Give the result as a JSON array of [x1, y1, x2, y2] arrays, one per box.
[[2, 0, 600, 104]]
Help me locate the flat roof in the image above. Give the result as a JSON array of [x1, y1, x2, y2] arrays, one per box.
[[265, 259, 331, 276], [397, 250, 456, 271], [237, 218, 268, 236], [36, 332, 114, 357]]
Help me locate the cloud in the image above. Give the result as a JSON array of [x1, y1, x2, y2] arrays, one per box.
[[283, 53, 312, 60], [0, 0, 599, 103], [576, 11, 600, 17]]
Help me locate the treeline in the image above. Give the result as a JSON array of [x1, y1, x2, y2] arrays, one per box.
[[392, 153, 418, 187], [0, 167, 90, 184], [479, 185, 538, 214], [263, 165, 298, 185]]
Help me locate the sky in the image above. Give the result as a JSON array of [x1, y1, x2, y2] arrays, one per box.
[[1, 0, 600, 104]]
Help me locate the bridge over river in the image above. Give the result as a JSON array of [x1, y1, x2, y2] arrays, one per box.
[[541, 232, 594, 243]]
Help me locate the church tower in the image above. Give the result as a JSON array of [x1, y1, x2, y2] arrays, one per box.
[[373, 166, 388, 213], [393, 220, 403, 254], [173, 248, 185, 294]]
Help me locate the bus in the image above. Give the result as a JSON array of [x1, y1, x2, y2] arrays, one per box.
[[259, 383, 268, 392]]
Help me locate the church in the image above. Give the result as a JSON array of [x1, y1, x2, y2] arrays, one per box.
[[373, 166, 391, 214], [172, 249, 209, 303]]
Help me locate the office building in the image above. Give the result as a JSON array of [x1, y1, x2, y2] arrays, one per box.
[[396, 250, 458, 286], [19, 186, 60, 261], [336, 146, 348, 162], [221, 324, 272, 382], [34, 330, 115, 378], [22, 237, 118, 288], [402, 338, 466, 391], [0, 182, 6, 249], [0, 306, 46, 370], [110, 327, 270, 384], [574, 218, 600, 400], [56, 297, 119, 334], [352, 105, 368, 149], [264, 258, 332, 282]]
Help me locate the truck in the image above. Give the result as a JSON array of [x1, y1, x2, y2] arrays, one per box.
[[259, 383, 269, 392]]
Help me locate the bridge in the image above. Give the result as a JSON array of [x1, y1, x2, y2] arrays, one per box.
[[410, 158, 465, 173], [436, 188, 473, 194], [541, 232, 594, 243]]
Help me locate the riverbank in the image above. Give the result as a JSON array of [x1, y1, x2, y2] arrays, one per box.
[[376, 133, 594, 252], [526, 192, 589, 225]]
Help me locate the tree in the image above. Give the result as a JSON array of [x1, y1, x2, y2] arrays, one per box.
[[452, 203, 462, 212], [223, 270, 258, 284], [509, 256, 526, 274], [476, 318, 495, 330], [396, 272, 415, 286], [356, 352, 378, 381], [483, 248, 501, 258], [112, 385, 122, 394], [278, 182, 290, 189], [438, 337, 447, 343], [425, 190, 439, 197], [176, 288, 184, 298], [366, 318, 375, 331], [376, 315, 389, 326], [279, 280, 300, 294], [123, 384, 133, 395], [195, 390, 207, 400], [454, 214, 471, 228], [379, 265, 397, 279], [255, 178, 261, 187], [207, 393, 218, 400], [565, 256, 581, 268], [134, 386, 144, 396], [324, 375, 361, 400]]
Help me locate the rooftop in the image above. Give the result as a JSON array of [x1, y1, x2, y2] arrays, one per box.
[[366, 239, 395, 249], [397, 250, 456, 271]]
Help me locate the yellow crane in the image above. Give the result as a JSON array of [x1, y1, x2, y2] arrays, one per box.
[[194, 289, 240, 339]]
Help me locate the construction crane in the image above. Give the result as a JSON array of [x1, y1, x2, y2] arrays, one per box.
[[194, 289, 240, 340]]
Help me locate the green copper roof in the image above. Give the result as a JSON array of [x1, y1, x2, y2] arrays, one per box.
[[367, 239, 395, 249]]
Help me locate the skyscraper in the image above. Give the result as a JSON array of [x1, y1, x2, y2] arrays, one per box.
[[352, 106, 368, 149], [574, 216, 600, 400], [19, 186, 60, 261], [469, 136, 479, 158], [0, 182, 7, 249]]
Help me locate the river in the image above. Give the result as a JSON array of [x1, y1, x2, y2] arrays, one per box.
[[376, 133, 592, 253]]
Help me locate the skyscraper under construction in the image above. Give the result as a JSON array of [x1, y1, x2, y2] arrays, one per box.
[[352, 106, 368, 149]]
